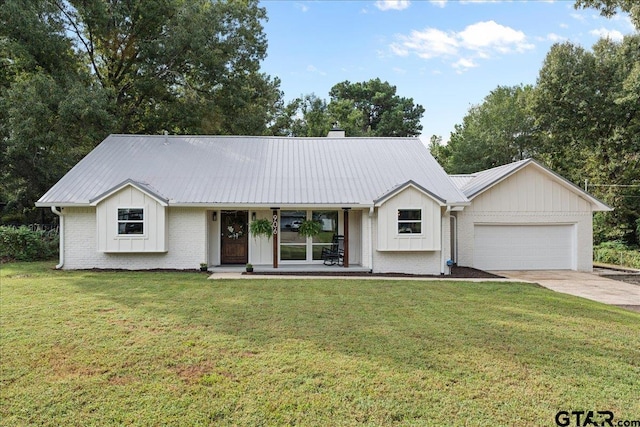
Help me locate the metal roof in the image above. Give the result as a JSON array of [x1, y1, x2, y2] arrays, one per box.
[[37, 134, 469, 207], [448, 174, 475, 190], [458, 159, 531, 198]]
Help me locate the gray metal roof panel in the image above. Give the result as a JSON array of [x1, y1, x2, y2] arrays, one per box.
[[458, 159, 531, 198], [37, 134, 469, 206], [449, 174, 475, 190]]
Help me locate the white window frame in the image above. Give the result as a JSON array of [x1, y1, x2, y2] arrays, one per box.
[[397, 208, 422, 235], [117, 207, 145, 237], [279, 210, 339, 263]]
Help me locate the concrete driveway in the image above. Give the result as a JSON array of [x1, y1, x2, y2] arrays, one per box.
[[493, 270, 640, 311]]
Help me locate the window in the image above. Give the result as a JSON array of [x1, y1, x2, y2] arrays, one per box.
[[280, 210, 339, 262], [311, 211, 338, 260], [118, 208, 144, 235], [280, 210, 307, 260], [398, 209, 421, 234]]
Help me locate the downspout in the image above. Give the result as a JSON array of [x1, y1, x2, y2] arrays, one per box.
[[51, 206, 64, 269], [368, 206, 374, 272], [441, 206, 451, 275]]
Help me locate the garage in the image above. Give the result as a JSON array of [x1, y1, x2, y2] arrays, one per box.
[[473, 224, 575, 270]]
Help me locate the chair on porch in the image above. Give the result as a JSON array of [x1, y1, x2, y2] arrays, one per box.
[[321, 234, 344, 266]]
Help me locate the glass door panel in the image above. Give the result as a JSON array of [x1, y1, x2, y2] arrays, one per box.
[[312, 211, 338, 260], [280, 210, 306, 261]]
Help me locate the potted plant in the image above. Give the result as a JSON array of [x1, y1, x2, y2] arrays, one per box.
[[297, 219, 322, 238], [199, 262, 208, 272], [245, 263, 254, 273], [249, 218, 273, 240]]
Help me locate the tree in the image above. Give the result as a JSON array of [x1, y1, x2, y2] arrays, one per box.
[[440, 85, 537, 174], [532, 37, 640, 244], [428, 135, 451, 171], [49, 0, 280, 135], [575, 0, 640, 29], [0, 0, 115, 222], [1, 0, 281, 223], [279, 78, 425, 137], [328, 78, 424, 137]]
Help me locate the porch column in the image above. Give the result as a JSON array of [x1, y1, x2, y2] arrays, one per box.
[[271, 208, 279, 268], [342, 208, 350, 268]]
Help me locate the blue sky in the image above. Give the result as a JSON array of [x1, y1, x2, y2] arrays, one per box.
[[259, 0, 636, 142]]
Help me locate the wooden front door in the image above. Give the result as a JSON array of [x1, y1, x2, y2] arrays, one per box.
[[221, 211, 249, 264]]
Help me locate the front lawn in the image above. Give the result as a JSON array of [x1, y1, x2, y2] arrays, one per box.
[[1, 262, 639, 426]]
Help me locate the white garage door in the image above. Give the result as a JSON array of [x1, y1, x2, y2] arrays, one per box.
[[474, 224, 575, 270]]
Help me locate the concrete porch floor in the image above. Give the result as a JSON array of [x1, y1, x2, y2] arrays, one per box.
[[209, 264, 371, 274]]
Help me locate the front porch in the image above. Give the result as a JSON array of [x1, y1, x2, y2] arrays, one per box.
[[208, 208, 366, 269]]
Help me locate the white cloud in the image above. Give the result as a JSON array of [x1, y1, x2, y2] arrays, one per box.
[[294, 2, 309, 12], [392, 28, 459, 59], [392, 67, 407, 74], [455, 58, 476, 67], [375, 0, 411, 11], [390, 43, 409, 57], [570, 13, 587, 22], [590, 27, 624, 41], [452, 58, 477, 73], [430, 0, 447, 8], [390, 20, 534, 73], [306, 65, 326, 76], [545, 33, 566, 42], [458, 21, 533, 54]]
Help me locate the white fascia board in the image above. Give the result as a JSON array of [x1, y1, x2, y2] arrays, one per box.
[[447, 204, 470, 211], [35, 202, 91, 208], [89, 180, 169, 207], [374, 181, 448, 207]]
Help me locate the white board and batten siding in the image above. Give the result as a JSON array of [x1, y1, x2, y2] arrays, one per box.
[[376, 186, 441, 251], [457, 165, 594, 271], [96, 185, 168, 253]]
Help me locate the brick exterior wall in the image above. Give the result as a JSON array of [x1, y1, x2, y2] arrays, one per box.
[[63, 207, 207, 270], [370, 209, 447, 275]]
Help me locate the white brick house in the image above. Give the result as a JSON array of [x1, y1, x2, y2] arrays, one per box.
[[36, 134, 610, 274]]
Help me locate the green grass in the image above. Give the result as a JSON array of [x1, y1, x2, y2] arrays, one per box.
[[1, 262, 639, 426]]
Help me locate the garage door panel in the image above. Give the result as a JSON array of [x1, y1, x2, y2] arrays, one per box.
[[474, 225, 574, 270]]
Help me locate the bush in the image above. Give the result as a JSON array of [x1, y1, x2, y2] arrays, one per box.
[[593, 241, 640, 269], [0, 226, 59, 261]]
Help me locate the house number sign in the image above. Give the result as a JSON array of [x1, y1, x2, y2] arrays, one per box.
[[272, 214, 278, 235]]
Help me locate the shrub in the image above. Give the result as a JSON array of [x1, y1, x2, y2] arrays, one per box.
[[593, 241, 640, 269], [0, 226, 59, 261]]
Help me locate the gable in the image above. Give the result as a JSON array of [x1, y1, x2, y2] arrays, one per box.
[[90, 179, 168, 207], [468, 165, 593, 213], [376, 185, 442, 251], [375, 180, 446, 207], [95, 184, 168, 253]]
